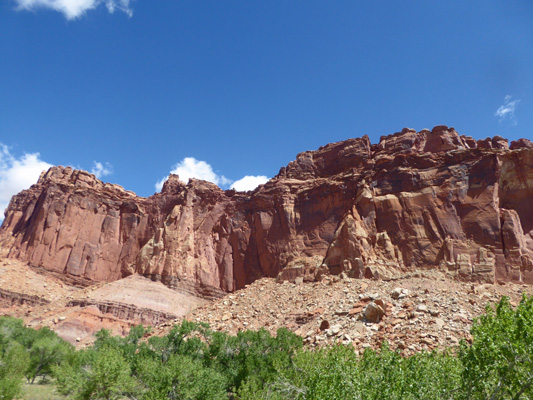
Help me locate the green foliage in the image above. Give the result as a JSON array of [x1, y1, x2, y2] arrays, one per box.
[[0, 317, 31, 400], [355, 344, 461, 399], [0, 316, 74, 385], [137, 354, 226, 400], [136, 322, 303, 397], [25, 328, 73, 383], [133, 321, 227, 399], [0, 316, 73, 399], [0, 341, 30, 400], [144, 320, 210, 365], [4, 295, 533, 400], [0, 317, 28, 348], [55, 345, 141, 400], [459, 295, 533, 399], [93, 325, 150, 376], [206, 327, 303, 394], [249, 343, 461, 400]]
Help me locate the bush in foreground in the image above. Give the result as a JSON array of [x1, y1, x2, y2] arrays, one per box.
[[17, 295, 533, 399], [459, 294, 533, 400], [0, 316, 73, 399]]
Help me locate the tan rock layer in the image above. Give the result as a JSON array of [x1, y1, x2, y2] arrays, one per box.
[[0, 288, 50, 307], [2, 126, 533, 295], [66, 299, 179, 326]]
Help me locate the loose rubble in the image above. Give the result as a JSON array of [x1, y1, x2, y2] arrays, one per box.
[[152, 270, 533, 356]]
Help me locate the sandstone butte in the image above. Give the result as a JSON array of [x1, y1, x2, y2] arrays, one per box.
[[1, 125, 533, 300]]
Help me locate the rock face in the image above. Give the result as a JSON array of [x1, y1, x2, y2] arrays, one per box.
[[2, 126, 533, 295]]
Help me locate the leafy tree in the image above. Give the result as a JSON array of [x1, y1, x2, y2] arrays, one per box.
[[55, 344, 141, 400], [247, 343, 461, 400], [94, 325, 150, 376], [25, 329, 73, 383], [205, 327, 302, 395], [52, 348, 88, 397], [137, 354, 226, 400], [144, 320, 210, 365], [459, 295, 533, 399], [0, 317, 28, 348], [0, 341, 29, 400], [40, 296, 533, 400], [0, 316, 74, 384]]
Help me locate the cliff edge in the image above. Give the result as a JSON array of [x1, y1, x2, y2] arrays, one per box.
[[2, 125, 533, 297]]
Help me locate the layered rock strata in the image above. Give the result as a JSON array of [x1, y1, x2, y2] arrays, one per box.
[[0, 288, 49, 307], [2, 126, 533, 294], [66, 299, 179, 326]]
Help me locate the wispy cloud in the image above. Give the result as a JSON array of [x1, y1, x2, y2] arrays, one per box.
[[90, 161, 112, 179], [155, 157, 269, 193], [495, 95, 521, 126], [0, 144, 52, 220], [13, 0, 133, 20]]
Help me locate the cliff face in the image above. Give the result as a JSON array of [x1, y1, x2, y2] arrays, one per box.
[[2, 126, 533, 295]]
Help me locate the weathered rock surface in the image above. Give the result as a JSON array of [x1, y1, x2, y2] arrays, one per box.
[[2, 126, 533, 296]]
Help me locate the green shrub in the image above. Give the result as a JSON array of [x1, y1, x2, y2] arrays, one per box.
[[0, 316, 74, 384], [55, 344, 141, 400], [37, 295, 533, 399], [206, 327, 302, 395], [459, 295, 533, 399], [137, 354, 226, 400], [25, 328, 73, 383], [0, 341, 29, 400], [253, 343, 460, 400]]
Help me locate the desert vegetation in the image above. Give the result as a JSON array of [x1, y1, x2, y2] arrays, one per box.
[[1, 295, 532, 399]]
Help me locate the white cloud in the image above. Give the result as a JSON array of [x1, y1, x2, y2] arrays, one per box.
[[156, 157, 232, 192], [0, 144, 52, 220], [230, 175, 269, 192], [90, 161, 112, 179], [495, 95, 521, 126], [155, 157, 270, 193], [14, 0, 132, 20]]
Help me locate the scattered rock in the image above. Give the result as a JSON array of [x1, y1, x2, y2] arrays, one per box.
[[330, 324, 342, 335], [221, 313, 232, 321], [364, 302, 385, 323], [391, 287, 408, 299], [416, 304, 428, 313]]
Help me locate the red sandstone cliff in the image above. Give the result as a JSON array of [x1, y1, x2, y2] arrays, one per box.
[[2, 126, 533, 296]]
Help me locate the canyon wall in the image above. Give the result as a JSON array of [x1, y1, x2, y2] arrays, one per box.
[[2, 126, 533, 296]]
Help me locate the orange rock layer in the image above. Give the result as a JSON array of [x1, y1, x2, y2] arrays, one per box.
[[2, 126, 533, 296]]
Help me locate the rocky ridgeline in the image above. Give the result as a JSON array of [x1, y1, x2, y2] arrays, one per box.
[[1, 126, 533, 300]]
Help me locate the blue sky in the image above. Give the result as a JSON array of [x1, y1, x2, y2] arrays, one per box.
[[1, 1, 532, 215]]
